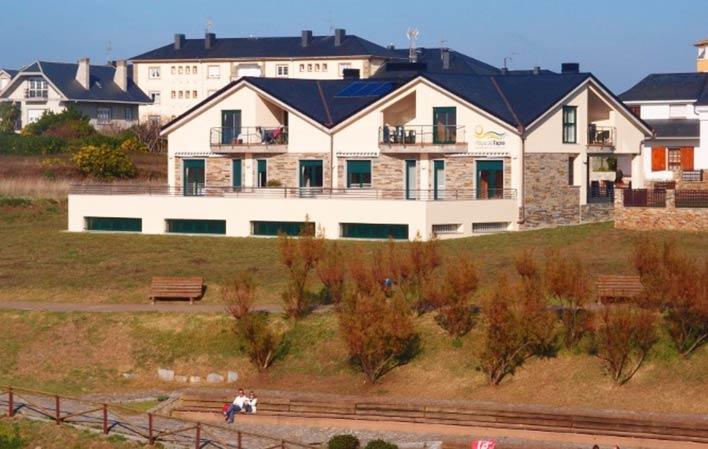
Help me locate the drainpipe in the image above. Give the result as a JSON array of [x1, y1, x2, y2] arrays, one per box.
[[330, 133, 335, 189], [517, 126, 527, 225]]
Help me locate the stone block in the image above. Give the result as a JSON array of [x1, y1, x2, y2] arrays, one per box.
[[227, 371, 239, 383], [188, 375, 201, 384], [174, 375, 189, 383], [157, 368, 174, 382], [207, 373, 224, 383]]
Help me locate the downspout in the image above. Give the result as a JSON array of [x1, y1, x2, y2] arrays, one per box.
[[518, 127, 527, 225]]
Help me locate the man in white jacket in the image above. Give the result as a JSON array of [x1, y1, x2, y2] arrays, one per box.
[[226, 389, 247, 424]]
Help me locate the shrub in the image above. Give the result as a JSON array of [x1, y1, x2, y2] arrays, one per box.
[[0, 134, 67, 155], [338, 288, 418, 383], [545, 251, 592, 348], [0, 424, 24, 449], [364, 440, 398, 449], [22, 107, 92, 136], [328, 434, 360, 449], [594, 305, 657, 385], [223, 271, 257, 320], [132, 121, 166, 153], [72, 144, 137, 179], [0, 196, 34, 207], [120, 136, 148, 153], [404, 235, 442, 313], [317, 242, 347, 304], [349, 245, 394, 296], [43, 120, 95, 140], [427, 255, 479, 337], [0, 102, 20, 134], [73, 133, 126, 149], [236, 312, 285, 372], [266, 179, 283, 187], [278, 221, 325, 318]]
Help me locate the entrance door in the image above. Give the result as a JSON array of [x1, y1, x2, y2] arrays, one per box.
[[256, 159, 267, 187], [476, 160, 503, 199], [433, 107, 456, 144], [405, 160, 417, 200], [232, 159, 242, 190], [183, 159, 205, 196], [300, 160, 323, 188], [433, 160, 445, 200], [221, 110, 241, 145]]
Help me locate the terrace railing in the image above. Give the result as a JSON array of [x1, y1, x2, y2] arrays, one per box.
[[623, 189, 667, 208], [379, 125, 466, 147], [675, 190, 708, 208], [681, 170, 705, 182], [587, 125, 615, 147], [24, 88, 48, 101], [210, 126, 287, 150], [70, 184, 517, 201]]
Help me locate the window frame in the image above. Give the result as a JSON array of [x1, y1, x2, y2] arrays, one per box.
[[346, 160, 372, 188], [96, 107, 112, 124], [207, 65, 221, 79], [276, 64, 289, 77], [148, 66, 161, 79], [562, 105, 577, 144]]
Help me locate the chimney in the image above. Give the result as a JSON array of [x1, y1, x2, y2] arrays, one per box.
[[561, 62, 580, 74], [76, 58, 90, 90], [342, 68, 360, 80], [441, 48, 451, 70], [500, 67, 508, 75], [114, 60, 128, 91], [174, 33, 185, 50], [334, 28, 346, 47], [386, 44, 395, 50], [205, 32, 216, 50], [533, 65, 540, 75], [301, 30, 312, 47]]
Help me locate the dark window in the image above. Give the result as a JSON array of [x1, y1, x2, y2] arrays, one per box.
[[568, 156, 575, 185], [166, 219, 226, 235], [347, 160, 372, 188], [341, 223, 408, 240], [257, 159, 267, 187], [85, 217, 141, 232], [252, 221, 315, 237], [628, 106, 640, 117], [562, 106, 577, 143]]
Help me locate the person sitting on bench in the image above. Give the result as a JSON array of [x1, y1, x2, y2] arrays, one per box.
[[245, 391, 258, 414], [225, 389, 248, 424]]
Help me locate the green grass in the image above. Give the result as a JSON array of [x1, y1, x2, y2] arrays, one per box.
[[1, 202, 707, 305]]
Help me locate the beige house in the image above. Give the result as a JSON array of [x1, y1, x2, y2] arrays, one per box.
[[0, 59, 151, 130], [131, 29, 404, 122], [68, 63, 651, 240], [0, 68, 17, 93]]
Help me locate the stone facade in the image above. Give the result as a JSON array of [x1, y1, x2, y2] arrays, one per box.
[[206, 157, 232, 186], [523, 153, 581, 229], [614, 189, 708, 232], [581, 203, 614, 223], [265, 152, 331, 187]]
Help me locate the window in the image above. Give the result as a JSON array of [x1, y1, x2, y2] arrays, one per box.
[[171, 66, 176, 75], [192, 90, 197, 99], [472, 222, 509, 234], [178, 91, 183, 99], [148, 66, 161, 79], [193, 65, 198, 74], [338, 63, 352, 77], [97, 107, 111, 124], [341, 223, 408, 240], [166, 219, 226, 235], [171, 91, 176, 99], [432, 224, 462, 235], [149, 91, 161, 104], [178, 66, 183, 75], [322, 63, 328, 71], [185, 91, 190, 99], [252, 221, 315, 237], [276, 64, 289, 77], [299, 64, 305, 72], [207, 65, 220, 78], [668, 148, 682, 170], [568, 156, 575, 185], [27, 109, 45, 124], [347, 160, 372, 188], [307, 64, 313, 72], [85, 217, 141, 232], [185, 66, 190, 75], [315, 63, 320, 72], [27, 77, 48, 98], [256, 159, 267, 187], [124, 108, 133, 121], [562, 106, 577, 143], [628, 106, 640, 117]]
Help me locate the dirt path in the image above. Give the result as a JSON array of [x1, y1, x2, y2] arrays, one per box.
[[0, 301, 333, 314]]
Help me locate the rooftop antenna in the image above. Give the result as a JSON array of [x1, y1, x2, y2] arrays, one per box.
[[205, 17, 214, 34], [440, 39, 448, 58], [406, 27, 419, 63], [503, 51, 518, 70], [105, 40, 113, 63]]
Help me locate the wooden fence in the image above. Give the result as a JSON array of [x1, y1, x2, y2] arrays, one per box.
[[0, 386, 316, 449]]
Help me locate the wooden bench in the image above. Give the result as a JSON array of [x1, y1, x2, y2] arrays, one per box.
[[596, 275, 643, 303], [149, 277, 204, 304]]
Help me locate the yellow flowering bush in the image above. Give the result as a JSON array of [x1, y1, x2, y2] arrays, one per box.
[[72, 144, 137, 179], [120, 136, 148, 153]]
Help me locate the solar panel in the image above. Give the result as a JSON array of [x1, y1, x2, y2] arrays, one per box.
[[335, 82, 393, 97]]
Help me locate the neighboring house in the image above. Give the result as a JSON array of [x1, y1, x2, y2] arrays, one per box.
[[0, 68, 18, 93], [0, 59, 151, 130], [620, 72, 707, 181], [68, 63, 651, 240], [129, 29, 406, 121]]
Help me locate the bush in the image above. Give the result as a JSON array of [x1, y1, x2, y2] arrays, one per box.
[[278, 221, 325, 318], [0, 102, 20, 134], [72, 144, 137, 179], [22, 107, 92, 136], [545, 251, 592, 348], [266, 179, 283, 187], [0, 424, 24, 449], [364, 440, 398, 449], [73, 133, 126, 149], [236, 312, 285, 372], [427, 255, 479, 337], [0, 134, 67, 155], [404, 235, 442, 313], [594, 305, 657, 385], [223, 271, 257, 320], [317, 242, 347, 304], [328, 434, 360, 449], [120, 136, 148, 153]]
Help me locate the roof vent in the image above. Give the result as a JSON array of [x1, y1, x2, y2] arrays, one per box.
[[342, 68, 360, 80], [441, 48, 451, 70], [561, 62, 579, 74], [533, 66, 540, 75], [174, 34, 185, 51], [500, 67, 508, 75], [205, 32, 216, 50], [387, 44, 395, 50], [334, 28, 346, 47], [301, 30, 312, 47]]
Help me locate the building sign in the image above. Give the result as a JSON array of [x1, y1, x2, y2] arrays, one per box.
[[474, 125, 506, 150], [472, 440, 496, 449]]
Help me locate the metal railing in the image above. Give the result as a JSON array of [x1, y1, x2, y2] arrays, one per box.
[[623, 189, 666, 208], [587, 125, 615, 147], [379, 125, 466, 146], [675, 190, 708, 208], [682, 170, 705, 182], [588, 180, 615, 203], [210, 126, 288, 148], [24, 89, 48, 100], [70, 184, 517, 201]]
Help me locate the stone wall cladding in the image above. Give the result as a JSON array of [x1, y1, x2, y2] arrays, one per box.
[[265, 152, 331, 187], [614, 189, 708, 232], [523, 153, 581, 229], [581, 203, 614, 223], [206, 157, 232, 186]]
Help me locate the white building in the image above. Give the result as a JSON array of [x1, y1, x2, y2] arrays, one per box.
[[0, 68, 17, 93]]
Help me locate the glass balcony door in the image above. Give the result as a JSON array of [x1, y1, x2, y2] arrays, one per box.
[[476, 160, 503, 199], [433, 107, 456, 144], [433, 160, 445, 200], [183, 159, 205, 196], [221, 110, 241, 144], [405, 160, 417, 200]]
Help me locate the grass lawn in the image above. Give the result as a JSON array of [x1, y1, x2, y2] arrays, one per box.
[[0, 309, 706, 415], [1, 200, 707, 305]]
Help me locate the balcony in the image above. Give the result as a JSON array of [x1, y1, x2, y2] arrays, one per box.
[[210, 126, 287, 153], [378, 125, 467, 153], [587, 125, 615, 150], [24, 89, 48, 102]]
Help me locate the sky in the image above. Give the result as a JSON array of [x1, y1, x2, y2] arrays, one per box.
[[0, 0, 706, 93]]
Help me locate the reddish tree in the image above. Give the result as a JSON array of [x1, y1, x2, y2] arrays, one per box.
[[222, 270, 257, 320], [278, 221, 325, 318], [316, 242, 347, 304], [545, 251, 592, 348], [426, 255, 479, 337]]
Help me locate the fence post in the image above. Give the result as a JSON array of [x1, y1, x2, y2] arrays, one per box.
[[148, 413, 154, 445], [7, 387, 13, 418], [55, 395, 61, 424], [237, 431, 242, 449], [281, 439, 285, 449], [102, 403, 108, 434], [195, 422, 201, 449]]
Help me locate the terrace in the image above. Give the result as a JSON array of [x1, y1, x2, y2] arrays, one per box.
[[210, 126, 288, 153], [378, 125, 468, 153]]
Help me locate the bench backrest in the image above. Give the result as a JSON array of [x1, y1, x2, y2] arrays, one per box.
[[596, 275, 643, 298], [151, 277, 203, 296]]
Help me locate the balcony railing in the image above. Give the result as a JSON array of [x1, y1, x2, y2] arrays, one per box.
[[588, 180, 615, 204], [623, 189, 666, 208], [70, 184, 516, 201], [24, 89, 48, 101], [379, 125, 466, 150], [587, 125, 615, 147], [210, 126, 288, 152]]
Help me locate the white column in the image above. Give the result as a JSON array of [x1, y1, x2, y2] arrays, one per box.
[[697, 106, 708, 169]]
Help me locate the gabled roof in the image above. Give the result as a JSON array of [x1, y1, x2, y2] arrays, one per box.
[[2, 61, 151, 104], [620, 73, 708, 102], [0, 68, 18, 78], [131, 34, 403, 61]]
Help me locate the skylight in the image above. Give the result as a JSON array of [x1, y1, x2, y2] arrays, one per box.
[[335, 82, 393, 97]]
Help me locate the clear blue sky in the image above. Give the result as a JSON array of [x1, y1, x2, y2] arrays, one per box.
[[0, 0, 705, 92]]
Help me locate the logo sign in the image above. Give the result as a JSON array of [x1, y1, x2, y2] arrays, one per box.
[[472, 440, 496, 449], [474, 125, 506, 149]]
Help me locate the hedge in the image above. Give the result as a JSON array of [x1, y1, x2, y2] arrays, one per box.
[[0, 134, 67, 155]]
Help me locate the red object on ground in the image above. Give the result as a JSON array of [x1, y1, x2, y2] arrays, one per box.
[[472, 440, 496, 449]]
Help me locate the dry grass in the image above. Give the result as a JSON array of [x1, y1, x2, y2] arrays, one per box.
[[0, 177, 74, 200]]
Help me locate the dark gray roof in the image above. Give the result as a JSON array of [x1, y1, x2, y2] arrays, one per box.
[[132, 34, 403, 61], [1, 68, 18, 77], [644, 119, 700, 138], [9, 61, 151, 104], [620, 73, 708, 102], [376, 48, 500, 76], [165, 71, 609, 132]]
